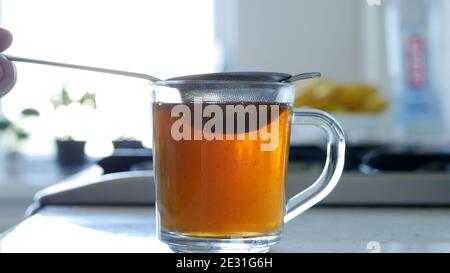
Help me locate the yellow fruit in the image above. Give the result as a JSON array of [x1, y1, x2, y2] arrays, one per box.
[[336, 84, 378, 111], [295, 80, 389, 113], [294, 80, 339, 110], [294, 92, 317, 108], [363, 94, 390, 112]]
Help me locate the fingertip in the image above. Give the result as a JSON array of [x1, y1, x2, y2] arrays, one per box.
[[0, 55, 16, 98], [0, 27, 13, 52]]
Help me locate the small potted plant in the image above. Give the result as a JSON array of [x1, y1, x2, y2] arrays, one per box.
[[112, 135, 144, 150], [51, 86, 97, 167], [0, 108, 40, 157]]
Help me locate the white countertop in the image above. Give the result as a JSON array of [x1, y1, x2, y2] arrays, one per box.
[[1, 206, 450, 253]]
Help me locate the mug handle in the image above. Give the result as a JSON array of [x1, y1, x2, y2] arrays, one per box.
[[284, 109, 346, 223]]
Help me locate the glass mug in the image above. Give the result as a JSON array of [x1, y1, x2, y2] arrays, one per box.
[[151, 78, 345, 253]]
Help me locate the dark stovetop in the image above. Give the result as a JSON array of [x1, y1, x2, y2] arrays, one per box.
[[97, 145, 450, 175]]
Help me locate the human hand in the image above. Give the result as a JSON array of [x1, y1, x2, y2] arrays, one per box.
[[0, 27, 16, 98]]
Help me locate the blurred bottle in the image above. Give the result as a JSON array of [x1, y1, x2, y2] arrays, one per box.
[[385, 0, 444, 144]]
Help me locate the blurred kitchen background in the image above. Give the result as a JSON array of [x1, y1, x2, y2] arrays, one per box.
[[1, 0, 450, 232]]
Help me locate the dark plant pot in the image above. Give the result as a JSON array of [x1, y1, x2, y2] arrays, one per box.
[[112, 140, 143, 149], [56, 139, 86, 167]]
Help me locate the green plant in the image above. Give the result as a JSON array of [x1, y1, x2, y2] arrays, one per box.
[[0, 108, 40, 153], [114, 135, 138, 141], [51, 85, 97, 110], [50, 85, 98, 141]]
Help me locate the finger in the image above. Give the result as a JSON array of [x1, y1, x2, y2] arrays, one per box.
[[0, 55, 17, 98], [0, 28, 13, 52]]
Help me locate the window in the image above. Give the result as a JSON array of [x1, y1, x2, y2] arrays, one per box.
[[1, 0, 223, 156]]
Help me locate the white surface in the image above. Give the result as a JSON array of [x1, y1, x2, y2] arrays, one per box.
[[2, 206, 450, 253], [226, 0, 366, 82], [290, 113, 391, 145]]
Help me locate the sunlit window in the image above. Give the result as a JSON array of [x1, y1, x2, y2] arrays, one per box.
[[1, 0, 223, 156]]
